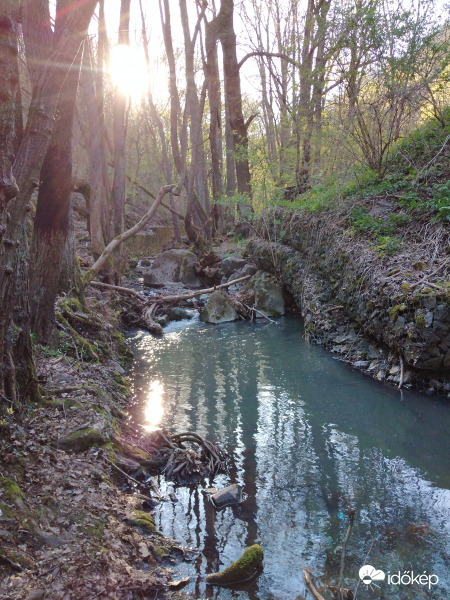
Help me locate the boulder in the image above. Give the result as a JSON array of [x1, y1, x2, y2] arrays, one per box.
[[206, 544, 264, 585], [59, 427, 106, 453], [168, 307, 192, 321], [226, 263, 258, 292], [200, 291, 239, 324], [210, 483, 242, 508], [143, 250, 202, 288], [247, 271, 285, 316], [220, 255, 247, 278]]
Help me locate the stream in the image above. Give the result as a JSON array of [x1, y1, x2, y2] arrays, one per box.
[[127, 315, 450, 600]]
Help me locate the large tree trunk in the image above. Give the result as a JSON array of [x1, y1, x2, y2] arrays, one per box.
[[29, 9, 84, 344], [205, 14, 225, 234], [0, 0, 97, 403], [80, 40, 110, 260], [139, 0, 181, 242], [218, 0, 252, 221]]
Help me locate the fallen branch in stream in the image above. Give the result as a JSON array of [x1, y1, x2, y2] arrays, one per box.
[[149, 274, 252, 303], [337, 509, 356, 600], [303, 569, 326, 600]]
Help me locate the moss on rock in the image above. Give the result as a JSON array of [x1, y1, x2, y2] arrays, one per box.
[[206, 544, 264, 585], [127, 510, 156, 533], [59, 427, 107, 453]]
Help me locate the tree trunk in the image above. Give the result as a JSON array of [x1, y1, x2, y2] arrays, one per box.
[[79, 40, 110, 260], [30, 15, 84, 344], [205, 16, 225, 234], [217, 0, 252, 223], [0, 0, 97, 403], [139, 0, 181, 242]]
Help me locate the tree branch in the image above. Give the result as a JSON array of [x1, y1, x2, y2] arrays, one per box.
[[82, 183, 178, 288], [238, 51, 299, 71]]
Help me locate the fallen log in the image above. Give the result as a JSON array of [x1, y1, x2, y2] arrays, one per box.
[[151, 274, 251, 303]]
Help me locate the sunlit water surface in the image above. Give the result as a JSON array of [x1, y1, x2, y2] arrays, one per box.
[[127, 316, 450, 600]]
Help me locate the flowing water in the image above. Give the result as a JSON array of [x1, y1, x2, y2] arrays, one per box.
[[127, 315, 450, 600]]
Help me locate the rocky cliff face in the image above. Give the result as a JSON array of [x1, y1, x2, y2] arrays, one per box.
[[246, 207, 449, 394]]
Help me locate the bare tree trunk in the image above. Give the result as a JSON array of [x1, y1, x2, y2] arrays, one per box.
[[0, 0, 97, 403], [29, 16, 84, 344], [139, 0, 181, 242], [80, 40, 110, 260], [205, 14, 225, 234], [216, 0, 253, 223]]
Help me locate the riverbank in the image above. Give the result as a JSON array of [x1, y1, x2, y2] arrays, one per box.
[[0, 291, 189, 599]]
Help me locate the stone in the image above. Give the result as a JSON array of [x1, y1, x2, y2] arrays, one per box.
[[200, 291, 239, 324], [424, 311, 433, 327], [109, 360, 125, 375], [206, 544, 264, 584], [247, 271, 285, 317], [168, 307, 192, 321], [444, 351, 450, 369], [210, 483, 242, 508], [59, 427, 106, 453], [127, 259, 138, 269], [126, 510, 156, 534], [143, 250, 202, 288], [352, 361, 369, 369], [220, 255, 247, 277], [421, 356, 443, 370]]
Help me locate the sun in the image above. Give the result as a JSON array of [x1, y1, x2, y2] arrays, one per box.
[[109, 44, 149, 100]]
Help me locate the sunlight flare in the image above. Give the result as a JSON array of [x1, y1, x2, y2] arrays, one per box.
[[143, 379, 164, 431], [109, 44, 148, 100]]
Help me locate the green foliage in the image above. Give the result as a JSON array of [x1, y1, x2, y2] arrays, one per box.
[[375, 236, 403, 257], [430, 181, 450, 221]]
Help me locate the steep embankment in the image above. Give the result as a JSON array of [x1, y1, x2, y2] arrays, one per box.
[[246, 117, 449, 394]]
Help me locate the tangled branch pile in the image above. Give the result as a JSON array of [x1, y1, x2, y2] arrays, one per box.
[[158, 431, 229, 484]]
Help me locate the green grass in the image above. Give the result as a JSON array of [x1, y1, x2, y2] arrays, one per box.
[[289, 109, 450, 226]]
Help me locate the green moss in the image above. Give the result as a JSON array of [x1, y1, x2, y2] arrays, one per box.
[[59, 428, 107, 453], [389, 304, 407, 320], [83, 519, 105, 539], [401, 282, 411, 294], [415, 311, 426, 330], [206, 544, 264, 585], [0, 501, 14, 519], [0, 477, 24, 503], [128, 510, 156, 534]]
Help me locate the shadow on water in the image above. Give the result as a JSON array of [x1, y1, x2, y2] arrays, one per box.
[[127, 316, 450, 600]]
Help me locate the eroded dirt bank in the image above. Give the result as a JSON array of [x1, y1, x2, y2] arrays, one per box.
[[246, 207, 449, 395]]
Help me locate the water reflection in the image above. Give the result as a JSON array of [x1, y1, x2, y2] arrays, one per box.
[[127, 317, 450, 600], [143, 380, 164, 431]]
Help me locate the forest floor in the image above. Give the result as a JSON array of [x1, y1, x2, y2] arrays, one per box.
[[0, 291, 195, 600]]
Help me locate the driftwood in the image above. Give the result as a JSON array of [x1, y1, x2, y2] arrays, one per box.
[[149, 430, 228, 484], [150, 274, 251, 303], [90, 280, 145, 300], [303, 570, 326, 600]]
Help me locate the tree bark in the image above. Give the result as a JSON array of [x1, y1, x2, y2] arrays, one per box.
[[0, 0, 97, 403], [30, 4, 85, 344]]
